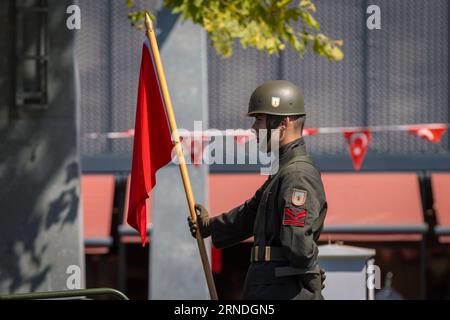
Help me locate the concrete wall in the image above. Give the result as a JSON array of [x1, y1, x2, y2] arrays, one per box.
[[0, 0, 84, 293]]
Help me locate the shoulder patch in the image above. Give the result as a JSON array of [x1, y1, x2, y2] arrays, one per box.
[[292, 189, 307, 207]]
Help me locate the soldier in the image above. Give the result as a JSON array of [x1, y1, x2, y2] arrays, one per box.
[[188, 80, 327, 300]]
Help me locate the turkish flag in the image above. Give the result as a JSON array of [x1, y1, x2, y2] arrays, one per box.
[[343, 130, 371, 171], [127, 42, 174, 246], [408, 125, 447, 143], [303, 128, 318, 137]]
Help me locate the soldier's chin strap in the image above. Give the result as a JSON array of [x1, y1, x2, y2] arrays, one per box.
[[265, 115, 303, 147], [265, 115, 284, 148]]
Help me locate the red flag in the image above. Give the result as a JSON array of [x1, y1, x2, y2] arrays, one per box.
[[408, 125, 447, 143], [343, 130, 371, 171], [127, 42, 174, 246]]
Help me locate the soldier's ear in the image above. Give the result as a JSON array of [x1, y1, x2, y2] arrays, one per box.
[[280, 117, 289, 131]]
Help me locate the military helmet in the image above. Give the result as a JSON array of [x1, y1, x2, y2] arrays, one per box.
[[247, 80, 305, 116]]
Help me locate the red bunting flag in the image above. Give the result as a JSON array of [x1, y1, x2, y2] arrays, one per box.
[[303, 128, 318, 137], [234, 135, 252, 144], [407, 125, 447, 143], [343, 130, 371, 171], [127, 42, 174, 246]]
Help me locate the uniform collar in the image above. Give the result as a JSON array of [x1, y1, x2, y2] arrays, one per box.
[[277, 137, 307, 168]]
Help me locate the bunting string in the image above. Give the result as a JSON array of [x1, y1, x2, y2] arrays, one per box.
[[84, 123, 449, 170]]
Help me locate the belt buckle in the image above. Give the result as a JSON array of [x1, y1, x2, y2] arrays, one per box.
[[264, 246, 271, 262], [254, 246, 259, 262]]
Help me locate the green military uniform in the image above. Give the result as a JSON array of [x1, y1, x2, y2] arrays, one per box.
[[209, 137, 327, 300], [189, 80, 327, 299]]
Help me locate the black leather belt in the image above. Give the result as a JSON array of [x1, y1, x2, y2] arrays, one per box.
[[250, 246, 321, 276], [250, 246, 288, 263]]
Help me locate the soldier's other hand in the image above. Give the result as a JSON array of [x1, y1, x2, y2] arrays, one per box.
[[187, 217, 198, 238], [187, 203, 211, 239], [320, 268, 326, 290]]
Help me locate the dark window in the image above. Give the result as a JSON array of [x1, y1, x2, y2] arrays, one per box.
[[15, 0, 48, 116]]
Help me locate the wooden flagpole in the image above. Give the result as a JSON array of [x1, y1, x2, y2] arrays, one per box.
[[144, 13, 218, 300]]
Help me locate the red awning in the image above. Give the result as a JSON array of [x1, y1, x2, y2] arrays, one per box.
[[82, 175, 115, 254], [209, 174, 266, 243], [209, 172, 426, 242], [320, 173, 426, 242]]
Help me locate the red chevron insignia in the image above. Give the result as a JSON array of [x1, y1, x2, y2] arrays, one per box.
[[282, 207, 307, 227]]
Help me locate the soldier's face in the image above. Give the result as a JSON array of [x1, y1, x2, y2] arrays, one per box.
[[251, 114, 267, 143], [251, 114, 276, 153]]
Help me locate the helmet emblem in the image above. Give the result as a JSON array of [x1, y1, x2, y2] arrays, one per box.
[[271, 97, 280, 108]]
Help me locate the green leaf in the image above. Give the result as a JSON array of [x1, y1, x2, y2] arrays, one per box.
[[277, 0, 292, 8], [330, 46, 344, 60], [126, 0, 344, 62], [303, 13, 319, 30]]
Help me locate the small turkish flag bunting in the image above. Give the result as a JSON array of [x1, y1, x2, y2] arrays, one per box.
[[343, 130, 371, 171], [303, 128, 318, 137], [408, 125, 447, 144]]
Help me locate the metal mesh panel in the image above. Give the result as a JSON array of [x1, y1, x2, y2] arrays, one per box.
[[77, 0, 150, 156], [366, 0, 449, 155], [77, 1, 450, 159], [110, 2, 146, 155], [76, 0, 110, 155], [208, 0, 450, 156], [207, 43, 279, 130], [282, 0, 366, 155]]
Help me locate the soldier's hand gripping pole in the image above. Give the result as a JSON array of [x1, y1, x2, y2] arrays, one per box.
[[188, 204, 211, 238], [144, 13, 218, 300]]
